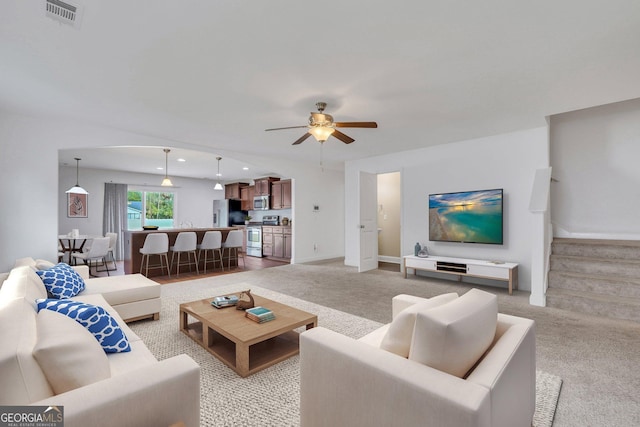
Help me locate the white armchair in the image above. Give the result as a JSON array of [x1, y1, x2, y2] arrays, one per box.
[[300, 291, 536, 427]]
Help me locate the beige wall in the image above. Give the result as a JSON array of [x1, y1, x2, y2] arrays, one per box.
[[377, 172, 401, 258]]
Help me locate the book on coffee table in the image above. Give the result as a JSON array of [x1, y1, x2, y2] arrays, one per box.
[[245, 306, 276, 323], [211, 295, 239, 308]]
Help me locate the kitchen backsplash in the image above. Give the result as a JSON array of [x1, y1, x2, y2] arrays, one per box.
[[249, 209, 292, 224]]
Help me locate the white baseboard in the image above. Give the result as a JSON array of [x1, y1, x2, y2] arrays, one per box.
[[554, 230, 640, 240], [294, 254, 345, 265], [378, 256, 401, 264], [553, 223, 640, 240], [529, 292, 546, 307]]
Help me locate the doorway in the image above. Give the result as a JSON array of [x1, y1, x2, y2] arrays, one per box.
[[357, 170, 402, 273], [377, 172, 401, 268]]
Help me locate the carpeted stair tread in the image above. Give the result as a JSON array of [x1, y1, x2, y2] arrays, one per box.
[[552, 238, 640, 260], [548, 270, 640, 298], [553, 237, 640, 247], [550, 254, 640, 265], [546, 287, 640, 323], [550, 254, 640, 279], [549, 238, 640, 323]]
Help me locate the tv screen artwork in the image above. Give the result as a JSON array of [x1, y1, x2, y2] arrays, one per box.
[[429, 189, 503, 244]]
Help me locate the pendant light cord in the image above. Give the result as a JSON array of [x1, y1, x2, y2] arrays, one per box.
[[164, 149, 169, 179], [75, 157, 80, 185]]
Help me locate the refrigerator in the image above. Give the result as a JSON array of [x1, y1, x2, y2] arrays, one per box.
[[212, 199, 247, 227]]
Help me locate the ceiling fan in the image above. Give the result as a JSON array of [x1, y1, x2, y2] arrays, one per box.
[[265, 102, 378, 145]]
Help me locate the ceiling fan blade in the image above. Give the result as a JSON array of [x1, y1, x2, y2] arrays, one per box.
[[331, 129, 355, 144], [334, 121, 378, 128], [292, 133, 312, 145], [265, 125, 308, 131]]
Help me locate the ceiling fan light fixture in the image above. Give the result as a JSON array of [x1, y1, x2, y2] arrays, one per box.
[[265, 102, 377, 145], [65, 157, 89, 194], [309, 126, 335, 142], [161, 148, 173, 187]]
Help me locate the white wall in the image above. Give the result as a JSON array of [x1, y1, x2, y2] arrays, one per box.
[[0, 111, 345, 271], [264, 167, 345, 264], [0, 113, 59, 270], [345, 127, 549, 291], [550, 98, 640, 239]]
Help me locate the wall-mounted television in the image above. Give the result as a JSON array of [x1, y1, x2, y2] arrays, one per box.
[[429, 188, 503, 245]]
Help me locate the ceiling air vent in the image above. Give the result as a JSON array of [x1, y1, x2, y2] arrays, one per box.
[[46, 0, 82, 27]]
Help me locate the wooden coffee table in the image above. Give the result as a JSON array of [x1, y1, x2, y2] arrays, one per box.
[[179, 293, 317, 377]]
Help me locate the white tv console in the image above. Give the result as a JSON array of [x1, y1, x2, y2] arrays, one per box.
[[403, 255, 518, 295]]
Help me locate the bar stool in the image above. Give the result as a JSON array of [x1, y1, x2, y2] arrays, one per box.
[[222, 229, 245, 270], [197, 231, 223, 273], [139, 233, 170, 277], [170, 232, 198, 276]]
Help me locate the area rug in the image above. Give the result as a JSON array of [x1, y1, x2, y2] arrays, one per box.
[[129, 282, 562, 426]]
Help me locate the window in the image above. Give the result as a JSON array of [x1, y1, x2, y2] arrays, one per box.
[[127, 190, 175, 230]]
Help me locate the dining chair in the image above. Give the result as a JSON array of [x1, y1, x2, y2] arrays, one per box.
[[72, 237, 111, 277], [104, 232, 118, 271]]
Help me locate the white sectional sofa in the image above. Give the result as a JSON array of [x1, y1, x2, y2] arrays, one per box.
[[13, 257, 161, 322], [0, 261, 200, 427], [300, 290, 536, 427]]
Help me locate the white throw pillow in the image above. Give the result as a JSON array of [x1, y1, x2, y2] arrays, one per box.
[[35, 259, 56, 270], [33, 309, 111, 394], [380, 293, 459, 357], [13, 257, 36, 268], [409, 288, 497, 378]]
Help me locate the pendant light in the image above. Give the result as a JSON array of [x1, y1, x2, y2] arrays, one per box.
[[161, 148, 173, 186], [66, 157, 89, 194], [214, 156, 223, 190]]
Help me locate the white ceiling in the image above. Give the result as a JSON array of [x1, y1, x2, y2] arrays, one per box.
[[2, 1, 640, 181]]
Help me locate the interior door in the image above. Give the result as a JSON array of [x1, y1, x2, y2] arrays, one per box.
[[359, 171, 378, 272]]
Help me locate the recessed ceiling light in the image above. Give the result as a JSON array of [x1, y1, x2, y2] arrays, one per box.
[[157, 167, 164, 170], [177, 158, 186, 162], [243, 167, 249, 170]]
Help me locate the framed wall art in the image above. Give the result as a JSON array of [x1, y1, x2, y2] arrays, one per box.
[[68, 192, 88, 218]]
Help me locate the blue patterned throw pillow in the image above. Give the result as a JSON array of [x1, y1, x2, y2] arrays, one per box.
[[36, 299, 131, 353], [36, 263, 85, 298]]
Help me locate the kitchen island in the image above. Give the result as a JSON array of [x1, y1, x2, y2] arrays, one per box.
[[123, 227, 241, 276]]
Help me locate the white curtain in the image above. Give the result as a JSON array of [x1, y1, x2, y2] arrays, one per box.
[[103, 183, 127, 261]]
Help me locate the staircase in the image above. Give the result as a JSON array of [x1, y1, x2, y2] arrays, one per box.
[[547, 238, 640, 323]]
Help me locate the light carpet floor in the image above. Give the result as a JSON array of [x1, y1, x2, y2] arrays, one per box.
[[130, 281, 561, 427]]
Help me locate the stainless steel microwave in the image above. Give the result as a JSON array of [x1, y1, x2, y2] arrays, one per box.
[[253, 195, 270, 210]]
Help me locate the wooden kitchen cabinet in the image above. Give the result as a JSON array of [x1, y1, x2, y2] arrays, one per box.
[[273, 233, 284, 258], [262, 226, 274, 257], [225, 182, 248, 200], [254, 177, 280, 196], [240, 185, 255, 211], [262, 225, 291, 260], [283, 227, 292, 258], [271, 179, 292, 210]]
